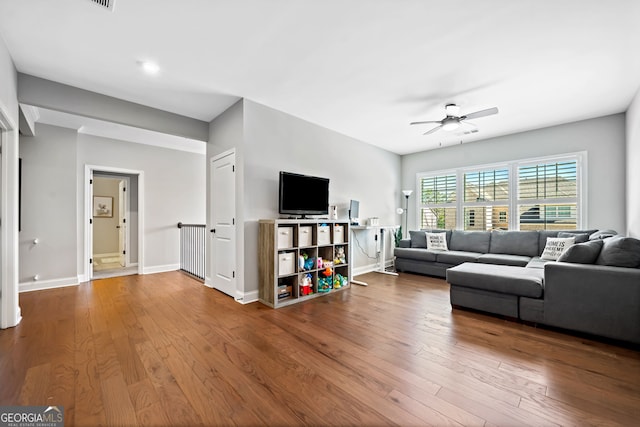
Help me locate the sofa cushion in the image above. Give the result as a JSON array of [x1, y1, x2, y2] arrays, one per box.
[[526, 257, 552, 269], [595, 236, 640, 268], [436, 250, 481, 265], [446, 263, 544, 298], [541, 237, 575, 260], [537, 231, 559, 256], [489, 230, 539, 257], [409, 230, 427, 248], [393, 247, 438, 262], [558, 231, 589, 243], [477, 253, 531, 267], [449, 230, 490, 253], [589, 229, 618, 240], [426, 232, 448, 251], [557, 239, 603, 264]]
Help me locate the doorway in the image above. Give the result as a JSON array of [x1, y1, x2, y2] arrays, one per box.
[[92, 175, 134, 279], [84, 165, 143, 282]]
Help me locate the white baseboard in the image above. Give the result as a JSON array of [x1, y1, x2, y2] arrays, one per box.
[[142, 264, 180, 275], [203, 276, 214, 288], [20, 276, 79, 293], [235, 289, 259, 304]]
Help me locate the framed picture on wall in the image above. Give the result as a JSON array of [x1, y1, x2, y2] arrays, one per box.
[[93, 196, 113, 218]]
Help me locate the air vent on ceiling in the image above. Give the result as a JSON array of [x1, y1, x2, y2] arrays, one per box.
[[90, 0, 115, 11]]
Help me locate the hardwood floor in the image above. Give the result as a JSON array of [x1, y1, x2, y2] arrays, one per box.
[[1, 271, 639, 426]]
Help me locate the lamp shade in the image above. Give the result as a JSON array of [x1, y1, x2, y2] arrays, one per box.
[[402, 190, 413, 197]]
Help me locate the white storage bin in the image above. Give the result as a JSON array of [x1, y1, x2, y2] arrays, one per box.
[[277, 227, 294, 249], [299, 226, 313, 246], [318, 225, 331, 245], [278, 252, 296, 276], [333, 225, 344, 244]]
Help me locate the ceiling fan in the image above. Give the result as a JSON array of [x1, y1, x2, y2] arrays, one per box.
[[410, 104, 499, 135]]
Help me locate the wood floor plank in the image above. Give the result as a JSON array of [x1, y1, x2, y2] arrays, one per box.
[[74, 306, 107, 427], [0, 270, 638, 427], [18, 363, 51, 405], [100, 373, 138, 426]]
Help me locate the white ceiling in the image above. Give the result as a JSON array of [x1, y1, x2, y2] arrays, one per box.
[[1, 0, 639, 155]]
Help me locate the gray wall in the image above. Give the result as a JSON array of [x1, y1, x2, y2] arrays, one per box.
[[207, 100, 245, 292], [18, 74, 209, 142], [242, 100, 401, 294], [92, 177, 120, 255], [207, 99, 402, 299], [17, 122, 205, 287], [19, 124, 77, 286], [627, 90, 640, 238], [77, 132, 206, 276], [402, 114, 627, 234]]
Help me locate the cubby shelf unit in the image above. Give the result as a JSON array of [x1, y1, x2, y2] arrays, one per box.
[[258, 219, 351, 308]]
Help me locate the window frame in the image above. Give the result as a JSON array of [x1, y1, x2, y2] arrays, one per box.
[[415, 152, 586, 231], [416, 169, 458, 230]]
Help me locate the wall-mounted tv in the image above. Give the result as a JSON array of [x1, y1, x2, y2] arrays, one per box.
[[279, 171, 329, 217]]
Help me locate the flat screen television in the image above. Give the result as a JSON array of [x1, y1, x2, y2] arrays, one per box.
[[279, 171, 329, 217]]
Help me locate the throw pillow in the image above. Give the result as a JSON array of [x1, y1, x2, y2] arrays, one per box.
[[595, 236, 640, 268], [409, 230, 427, 248], [541, 237, 575, 261], [426, 232, 448, 251], [557, 240, 603, 264], [589, 229, 618, 240], [558, 232, 589, 243]]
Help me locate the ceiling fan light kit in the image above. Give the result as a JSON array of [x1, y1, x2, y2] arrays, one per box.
[[411, 103, 499, 136]]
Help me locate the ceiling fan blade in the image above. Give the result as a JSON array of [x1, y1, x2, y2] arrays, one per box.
[[463, 107, 498, 120], [410, 120, 441, 126], [423, 125, 442, 135], [460, 120, 478, 129]]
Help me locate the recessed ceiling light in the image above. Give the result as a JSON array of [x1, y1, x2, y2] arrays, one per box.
[[139, 60, 160, 75]]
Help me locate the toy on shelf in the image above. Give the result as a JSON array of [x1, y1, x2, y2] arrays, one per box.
[[317, 257, 323, 269], [334, 246, 346, 264], [318, 266, 333, 293], [299, 273, 314, 296], [322, 260, 333, 269], [300, 252, 315, 271], [318, 276, 332, 293], [334, 273, 346, 289]]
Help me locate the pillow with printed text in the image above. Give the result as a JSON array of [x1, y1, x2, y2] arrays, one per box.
[[426, 232, 448, 251], [541, 237, 575, 260]]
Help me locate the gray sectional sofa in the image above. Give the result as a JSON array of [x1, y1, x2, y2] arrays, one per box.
[[394, 229, 640, 345]]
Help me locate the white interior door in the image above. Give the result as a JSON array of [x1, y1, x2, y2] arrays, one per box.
[[118, 179, 126, 267], [210, 152, 236, 297]]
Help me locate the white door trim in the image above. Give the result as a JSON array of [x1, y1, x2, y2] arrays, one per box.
[[82, 165, 144, 282], [0, 100, 20, 328]]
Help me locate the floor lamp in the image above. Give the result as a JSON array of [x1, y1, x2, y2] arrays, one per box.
[[402, 190, 413, 238]]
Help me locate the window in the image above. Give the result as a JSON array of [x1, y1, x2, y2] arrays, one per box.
[[518, 160, 578, 230], [417, 153, 583, 231], [419, 173, 456, 229], [463, 167, 509, 231]]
